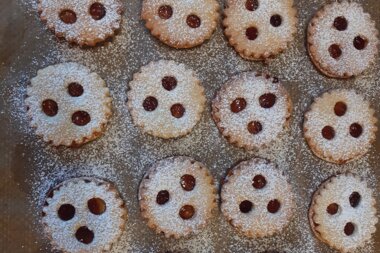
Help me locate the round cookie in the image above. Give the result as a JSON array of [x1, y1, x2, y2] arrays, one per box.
[[39, 0, 123, 46], [141, 0, 219, 48], [304, 89, 377, 164], [127, 60, 206, 139], [26, 62, 112, 147], [221, 158, 294, 238], [223, 0, 298, 60], [309, 174, 378, 252], [139, 156, 217, 238], [308, 1, 379, 78], [42, 177, 127, 253], [212, 72, 292, 150]]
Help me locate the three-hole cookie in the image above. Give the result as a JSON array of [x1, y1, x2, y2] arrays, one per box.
[[304, 89, 377, 164], [141, 0, 219, 48], [212, 72, 292, 150], [26, 62, 112, 147], [223, 0, 298, 60], [221, 158, 295, 238], [39, 0, 123, 46], [139, 156, 217, 238], [127, 60, 206, 139], [309, 174, 378, 252], [42, 177, 127, 253], [308, 1, 379, 78]]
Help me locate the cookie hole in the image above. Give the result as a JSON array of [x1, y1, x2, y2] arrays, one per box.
[[245, 0, 259, 11], [230, 98, 247, 113], [186, 15, 201, 28], [326, 203, 339, 215], [321, 126, 335, 140], [267, 199, 281, 213], [247, 121, 262, 135], [156, 190, 170, 205], [333, 16, 348, 31], [179, 205, 195, 220], [259, 93, 277, 108], [59, 9, 77, 24], [75, 226, 94, 244], [42, 99, 58, 117], [158, 5, 173, 19], [246, 27, 258, 41], [252, 174, 267, 189], [272, 77, 279, 83], [170, 103, 185, 118], [349, 192, 361, 208], [180, 174, 196, 191], [72, 111, 91, 126], [334, 101, 347, 116], [270, 14, 282, 27], [239, 200, 253, 213], [88, 198, 106, 215], [349, 123, 363, 138], [68, 82, 84, 97], [143, 96, 158, 111], [89, 2, 106, 20], [162, 76, 177, 91], [58, 204, 75, 221], [328, 44, 342, 59], [344, 222, 355, 236], [353, 36, 368, 50]]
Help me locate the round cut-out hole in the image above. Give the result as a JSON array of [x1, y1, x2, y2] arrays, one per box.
[[259, 93, 276, 108], [180, 174, 196, 191], [58, 204, 75, 221], [246, 27, 258, 40], [68, 82, 84, 97], [326, 203, 339, 215], [72, 111, 91, 126], [158, 5, 173, 19], [87, 198, 106, 215], [334, 101, 347, 116], [353, 36, 368, 50], [350, 123, 363, 138], [187, 15, 201, 28], [90, 2, 106, 20], [162, 76, 177, 91], [322, 126, 335, 140], [267, 199, 281, 213], [252, 175, 267, 189], [179, 205, 195, 220], [245, 0, 259, 11], [349, 192, 361, 208], [42, 99, 58, 117], [171, 103, 185, 118], [230, 98, 247, 113], [333, 16, 348, 31], [248, 121, 262, 135], [344, 222, 355, 236], [156, 190, 170, 205], [328, 44, 342, 59], [59, 10, 77, 24], [75, 226, 94, 244], [239, 200, 253, 213], [270, 14, 282, 27], [143, 96, 158, 111]]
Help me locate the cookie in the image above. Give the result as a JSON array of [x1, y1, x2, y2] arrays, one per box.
[[309, 174, 378, 252], [26, 62, 112, 147], [39, 0, 123, 46], [304, 89, 377, 164], [127, 60, 206, 139], [139, 156, 217, 238], [42, 177, 127, 253], [223, 0, 298, 60], [141, 0, 219, 48], [307, 1, 379, 78], [212, 72, 292, 150], [221, 158, 294, 238]]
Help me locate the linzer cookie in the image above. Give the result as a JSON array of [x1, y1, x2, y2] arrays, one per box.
[[139, 156, 217, 238], [221, 158, 294, 238], [223, 0, 298, 60], [39, 0, 123, 46], [212, 72, 292, 150], [309, 174, 378, 252], [42, 177, 127, 253], [304, 89, 377, 164], [127, 60, 206, 139], [308, 1, 379, 78], [141, 0, 219, 48], [26, 63, 112, 147]]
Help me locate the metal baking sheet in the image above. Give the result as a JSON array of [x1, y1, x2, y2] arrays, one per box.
[[1, 0, 380, 252]]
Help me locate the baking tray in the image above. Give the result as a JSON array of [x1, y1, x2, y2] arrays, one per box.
[[0, 0, 379, 252]]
